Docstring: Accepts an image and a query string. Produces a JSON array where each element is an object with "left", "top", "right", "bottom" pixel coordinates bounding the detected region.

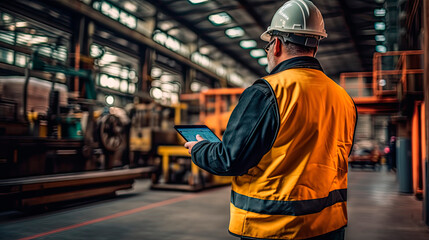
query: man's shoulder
[{"left": 247, "top": 79, "right": 273, "bottom": 97}]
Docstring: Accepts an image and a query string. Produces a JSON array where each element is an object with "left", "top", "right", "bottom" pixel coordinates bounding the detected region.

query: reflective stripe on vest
[{"left": 231, "top": 189, "right": 346, "bottom": 216}]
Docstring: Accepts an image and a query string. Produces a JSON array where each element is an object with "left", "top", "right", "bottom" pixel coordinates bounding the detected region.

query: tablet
[{"left": 174, "top": 125, "right": 221, "bottom": 142}]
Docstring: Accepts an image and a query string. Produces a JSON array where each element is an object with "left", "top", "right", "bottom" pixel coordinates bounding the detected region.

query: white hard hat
[{"left": 260, "top": 0, "right": 327, "bottom": 47}]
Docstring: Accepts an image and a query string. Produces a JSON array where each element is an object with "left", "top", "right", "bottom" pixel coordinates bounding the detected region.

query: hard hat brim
[
  {"left": 260, "top": 27, "right": 328, "bottom": 42},
  {"left": 260, "top": 30, "right": 271, "bottom": 42}
]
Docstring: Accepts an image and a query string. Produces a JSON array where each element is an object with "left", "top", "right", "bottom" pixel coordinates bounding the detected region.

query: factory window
[
  {"left": 191, "top": 71, "right": 217, "bottom": 92},
  {"left": 190, "top": 81, "right": 209, "bottom": 93},
  {"left": 92, "top": 0, "right": 138, "bottom": 30},
  {"left": 150, "top": 66, "right": 182, "bottom": 106},
  {"left": 0, "top": 11, "right": 70, "bottom": 71},
  {"left": 149, "top": 53, "right": 183, "bottom": 106},
  {"left": 91, "top": 42, "right": 139, "bottom": 107}
]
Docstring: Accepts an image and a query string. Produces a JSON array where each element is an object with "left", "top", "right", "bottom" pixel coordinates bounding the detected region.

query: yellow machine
[{"left": 151, "top": 88, "right": 244, "bottom": 191}]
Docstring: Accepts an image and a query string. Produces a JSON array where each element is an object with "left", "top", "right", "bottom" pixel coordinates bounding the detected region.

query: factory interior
[{"left": 0, "top": 0, "right": 429, "bottom": 239}]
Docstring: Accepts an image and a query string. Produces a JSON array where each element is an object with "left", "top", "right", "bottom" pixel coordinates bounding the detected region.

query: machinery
[
  {"left": 150, "top": 88, "right": 244, "bottom": 191},
  {"left": 0, "top": 41, "right": 152, "bottom": 210},
  {"left": 0, "top": 41, "right": 238, "bottom": 206},
  {"left": 0, "top": 41, "right": 132, "bottom": 177},
  {"left": 0, "top": 37, "right": 244, "bottom": 207},
  {"left": 128, "top": 100, "right": 178, "bottom": 168}
]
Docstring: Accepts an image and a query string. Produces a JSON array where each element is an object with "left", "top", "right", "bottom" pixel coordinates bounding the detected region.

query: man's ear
[{"left": 274, "top": 38, "right": 283, "bottom": 57}]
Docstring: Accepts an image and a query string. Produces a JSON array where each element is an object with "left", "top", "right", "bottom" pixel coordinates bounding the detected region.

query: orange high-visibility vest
[{"left": 229, "top": 68, "right": 357, "bottom": 239}]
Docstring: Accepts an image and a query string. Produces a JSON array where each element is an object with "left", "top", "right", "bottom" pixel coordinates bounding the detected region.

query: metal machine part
[
  {"left": 100, "top": 114, "right": 125, "bottom": 152},
  {"left": 0, "top": 76, "right": 68, "bottom": 123}
]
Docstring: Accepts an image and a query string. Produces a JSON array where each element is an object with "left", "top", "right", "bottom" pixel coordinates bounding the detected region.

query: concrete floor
[
  {"left": 1, "top": 167, "right": 429, "bottom": 240},
  {"left": 346, "top": 167, "right": 429, "bottom": 240}
]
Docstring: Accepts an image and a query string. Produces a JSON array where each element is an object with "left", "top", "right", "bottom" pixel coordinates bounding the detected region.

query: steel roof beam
[
  {"left": 169, "top": 5, "right": 240, "bottom": 17},
  {"left": 236, "top": 0, "right": 266, "bottom": 31},
  {"left": 45, "top": 0, "right": 227, "bottom": 82},
  {"left": 248, "top": 0, "right": 279, "bottom": 7},
  {"left": 337, "top": 0, "right": 367, "bottom": 71},
  {"left": 145, "top": 0, "right": 264, "bottom": 76}
]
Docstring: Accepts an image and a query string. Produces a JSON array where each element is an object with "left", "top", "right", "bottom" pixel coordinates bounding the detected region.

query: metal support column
[
  {"left": 423, "top": 0, "right": 429, "bottom": 226},
  {"left": 397, "top": 137, "right": 412, "bottom": 193}
]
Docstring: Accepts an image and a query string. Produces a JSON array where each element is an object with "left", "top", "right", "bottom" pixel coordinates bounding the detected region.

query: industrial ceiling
[{"left": 135, "top": 0, "right": 383, "bottom": 82}]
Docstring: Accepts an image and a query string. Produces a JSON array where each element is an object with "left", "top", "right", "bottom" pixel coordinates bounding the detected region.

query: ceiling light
[
  {"left": 225, "top": 27, "right": 244, "bottom": 38},
  {"left": 159, "top": 21, "right": 175, "bottom": 31},
  {"left": 374, "top": 8, "right": 386, "bottom": 17},
  {"left": 29, "top": 36, "right": 49, "bottom": 45},
  {"left": 100, "top": 52, "right": 118, "bottom": 64},
  {"left": 160, "top": 74, "right": 175, "bottom": 82},
  {"left": 100, "top": 74, "right": 108, "bottom": 87},
  {"left": 208, "top": 12, "right": 232, "bottom": 26},
  {"left": 105, "top": 95, "right": 115, "bottom": 105},
  {"left": 188, "top": 0, "right": 209, "bottom": 4},
  {"left": 250, "top": 49, "right": 265, "bottom": 58},
  {"left": 2, "top": 13, "right": 11, "bottom": 22},
  {"left": 199, "top": 46, "right": 211, "bottom": 55},
  {"left": 15, "top": 22, "right": 28, "bottom": 28},
  {"left": 229, "top": 73, "right": 243, "bottom": 86},
  {"left": 150, "top": 87, "right": 163, "bottom": 99},
  {"left": 128, "top": 83, "right": 136, "bottom": 94},
  {"left": 129, "top": 70, "right": 137, "bottom": 81},
  {"left": 168, "top": 28, "right": 180, "bottom": 36},
  {"left": 161, "top": 83, "right": 175, "bottom": 92},
  {"left": 121, "top": 69, "right": 128, "bottom": 79},
  {"left": 123, "top": 1, "right": 138, "bottom": 12},
  {"left": 240, "top": 40, "right": 257, "bottom": 49},
  {"left": 120, "top": 80, "right": 128, "bottom": 92},
  {"left": 107, "top": 77, "right": 120, "bottom": 90},
  {"left": 374, "top": 22, "right": 386, "bottom": 31},
  {"left": 191, "top": 82, "right": 202, "bottom": 92},
  {"left": 258, "top": 57, "right": 268, "bottom": 66},
  {"left": 101, "top": 2, "right": 119, "bottom": 20},
  {"left": 376, "top": 45, "right": 387, "bottom": 53},
  {"left": 90, "top": 44, "right": 104, "bottom": 58},
  {"left": 375, "top": 35, "right": 385, "bottom": 42},
  {"left": 151, "top": 67, "right": 163, "bottom": 78}
]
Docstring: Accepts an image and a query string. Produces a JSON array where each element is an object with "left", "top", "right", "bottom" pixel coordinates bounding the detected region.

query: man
[{"left": 184, "top": 0, "right": 357, "bottom": 239}]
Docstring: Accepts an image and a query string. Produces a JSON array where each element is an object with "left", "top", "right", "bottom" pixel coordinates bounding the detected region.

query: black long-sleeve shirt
[{"left": 191, "top": 57, "right": 324, "bottom": 176}]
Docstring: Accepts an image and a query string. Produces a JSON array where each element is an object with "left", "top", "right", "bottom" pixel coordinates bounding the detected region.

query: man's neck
[{"left": 275, "top": 53, "right": 313, "bottom": 67}]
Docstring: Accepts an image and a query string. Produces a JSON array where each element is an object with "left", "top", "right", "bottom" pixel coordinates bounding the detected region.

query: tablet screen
[{"left": 175, "top": 125, "right": 221, "bottom": 142}]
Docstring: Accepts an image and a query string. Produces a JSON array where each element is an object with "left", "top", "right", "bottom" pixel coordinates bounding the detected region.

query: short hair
[{"left": 283, "top": 41, "right": 316, "bottom": 56}]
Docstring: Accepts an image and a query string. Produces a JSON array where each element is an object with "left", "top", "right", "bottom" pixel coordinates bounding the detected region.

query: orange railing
[
  {"left": 199, "top": 88, "right": 244, "bottom": 137},
  {"left": 340, "top": 50, "right": 423, "bottom": 99},
  {"left": 339, "top": 72, "right": 374, "bottom": 98},
  {"left": 373, "top": 50, "right": 423, "bottom": 97},
  {"left": 179, "top": 88, "right": 244, "bottom": 137}
]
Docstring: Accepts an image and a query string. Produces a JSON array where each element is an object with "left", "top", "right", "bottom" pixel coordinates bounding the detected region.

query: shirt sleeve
[{"left": 191, "top": 80, "right": 279, "bottom": 176}]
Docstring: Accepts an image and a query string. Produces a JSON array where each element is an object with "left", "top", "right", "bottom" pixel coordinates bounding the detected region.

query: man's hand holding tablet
[
  {"left": 183, "top": 134, "right": 205, "bottom": 154},
  {"left": 175, "top": 125, "right": 221, "bottom": 154}
]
